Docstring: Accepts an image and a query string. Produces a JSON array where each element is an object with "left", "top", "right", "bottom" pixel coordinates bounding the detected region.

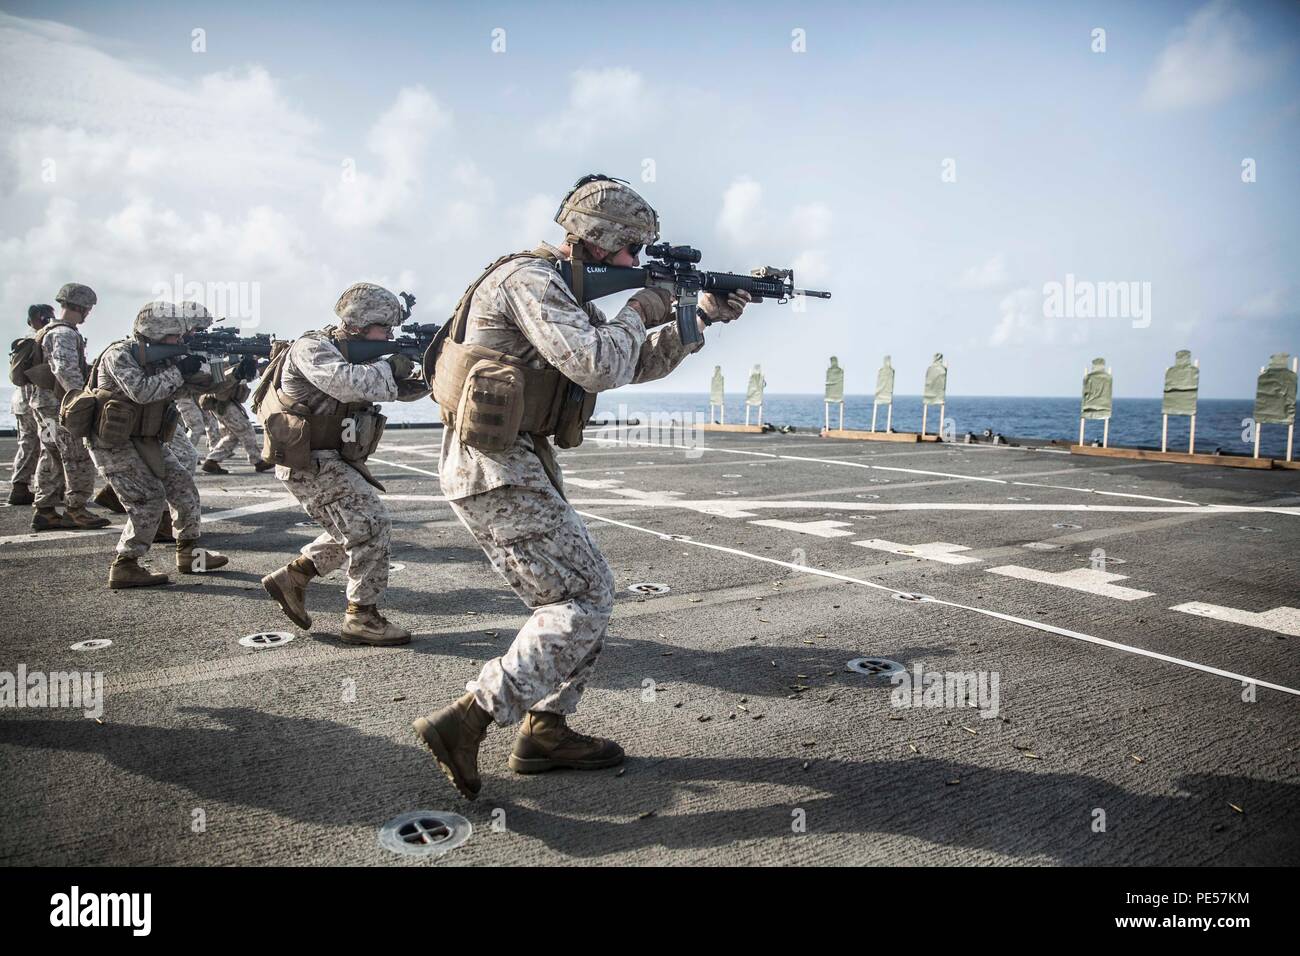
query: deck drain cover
[
  {"left": 722, "top": 473, "right": 742, "bottom": 478},
  {"left": 869, "top": 478, "right": 891, "bottom": 483},
  {"left": 855, "top": 493, "right": 880, "bottom": 499},
  {"left": 628, "top": 582, "right": 671, "bottom": 596},
  {"left": 847, "top": 658, "right": 905, "bottom": 678},
  {"left": 891, "top": 592, "right": 930, "bottom": 603},
  {"left": 378, "top": 811, "right": 471, "bottom": 858},
  {"left": 389, "top": 563, "right": 406, "bottom": 573},
  {"left": 1239, "top": 526, "right": 1272, "bottom": 533},
  {"left": 71, "top": 639, "right": 112, "bottom": 651},
  {"left": 239, "top": 631, "right": 295, "bottom": 649},
  {"left": 1023, "top": 542, "right": 1061, "bottom": 551},
  {"left": 1052, "top": 522, "right": 1082, "bottom": 530}
]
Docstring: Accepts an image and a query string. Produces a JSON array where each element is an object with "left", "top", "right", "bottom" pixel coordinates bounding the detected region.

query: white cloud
[
  {"left": 508, "top": 193, "right": 563, "bottom": 249},
  {"left": 789, "top": 202, "right": 833, "bottom": 245},
  {"left": 717, "top": 177, "right": 764, "bottom": 244},
  {"left": 322, "top": 86, "right": 452, "bottom": 230},
  {"left": 990, "top": 285, "right": 1094, "bottom": 347},
  {"left": 960, "top": 254, "right": 1009, "bottom": 290},
  {"left": 1142, "top": 1, "right": 1281, "bottom": 110},
  {"left": 537, "top": 69, "right": 650, "bottom": 149},
  {"left": 1233, "top": 288, "right": 1293, "bottom": 320}
]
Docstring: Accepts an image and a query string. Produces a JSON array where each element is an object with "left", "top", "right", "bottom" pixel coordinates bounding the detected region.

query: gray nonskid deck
[{"left": 1, "top": 431, "right": 1297, "bottom": 866}]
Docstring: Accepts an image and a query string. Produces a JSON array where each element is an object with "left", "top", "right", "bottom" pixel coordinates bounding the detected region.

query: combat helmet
[
  {"left": 55, "top": 282, "right": 97, "bottom": 311},
  {"left": 180, "top": 301, "right": 214, "bottom": 332},
  {"left": 554, "top": 174, "right": 660, "bottom": 255},
  {"left": 134, "top": 301, "right": 186, "bottom": 341},
  {"left": 334, "top": 282, "right": 402, "bottom": 331}
]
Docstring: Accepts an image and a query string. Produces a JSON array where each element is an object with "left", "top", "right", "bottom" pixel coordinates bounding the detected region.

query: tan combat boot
[
  {"left": 412, "top": 693, "right": 494, "bottom": 800},
  {"left": 7, "top": 481, "right": 33, "bottom": 506},
  {"left": 109, "top": 555, "right": 170, "bottom": 589},
  {"left": 154, "top": 509, "right": 175, "bottom": 543},
  {"left": 261, "top": 557, "right": 316, "bottom": 629},
  {"left": 64, "top": 505, "right": 111, "bottom": 529},
  {"left": 340, "top": 603, "right": 412, "bottom": 646},
  {"left": 30, "top": 507, "right": 74, "bottom": 532},
  {"left": 93, "top": 485, "right": 126, "bottom": 513},
  {"left": 176, "top": 539, "right": 229, "bottom": 574},
  {"left": 508, "top": 711, "right": 625, "bottom": 774}
]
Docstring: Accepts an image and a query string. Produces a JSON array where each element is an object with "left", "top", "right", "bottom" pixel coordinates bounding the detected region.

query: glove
[
  {"left": 628, "top": 287, "right": 674, "bottom": 327},
  {"left": 699, "top": 289, "right": 751, "bottom": 325},
  {"left": 236, "top": 355, "right": 259, "bottom": 380},
  {"left": 386, "top": 353, "right": 415, "bottom": 381},
  {"left": 176, "top": 354, "right": 204, "bottom": 377}
]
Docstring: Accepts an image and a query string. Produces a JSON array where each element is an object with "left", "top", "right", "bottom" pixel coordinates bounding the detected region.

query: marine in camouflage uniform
[
  {"left": 413, "top": 174, "right": 749, "bottom": 800},
  {"left": 258, "top": 282, "right": 429, "bottom": 646},
  {"left": 7, "top": 305, "right": 53, "bottom": 506},
  {"left": 174, "top": 301, "right": 221, "bottom": 454},
  {"left": 88, "top": 301, "right": 229, "bottom": 589},
  {"left": 199, "top": 350, "right": 271, "bottom": 473},
  {"left": 29, "top": 283, "right": 110, "bottom": 531}
]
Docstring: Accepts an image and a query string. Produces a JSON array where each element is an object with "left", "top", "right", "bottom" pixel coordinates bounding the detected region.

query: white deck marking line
[
  {"left": 750, "top": 519, "right": 857, "bottom": 538},
  {"left": 1170, "top": 602, "right": 1300, "bottom": 637},
  {"left": 576, "top": 508, "right": 1300, "bottom": 698},
  {"left": 369, "top": 457, "right": 443, "bottom": 479},
  {"left": 987, "top": 565, "right": 1155, "bottom": 601},
  {"left": 584, "top": 438, "right": 1298, "bottom": 514},
  {"left": 853, "top": 540, "right": 981, "bottom": 565},
  {"left": 0, "top": 527, "right": 120, "bottom": 546},
  {"left": 201, "top": 499, "right": 300, "bottom": 522}
]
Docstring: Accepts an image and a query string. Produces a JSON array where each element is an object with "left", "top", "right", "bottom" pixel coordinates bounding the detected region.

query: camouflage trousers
[
  {"left": 30, "top": 404, "right": 96, "bottom": 510},
  {"left": 205, "top": 402, "right": 262, "bottom": 463},
  {"left": 282, "top": 455, "right": 391, "bottom": 605},
  {"left": 91, "top": 441, "right": 202, "bottom": 558},
  {"left": 11, "top": 406, "right": 39, "bottom": 485},
  {"left": 451, "top": 483, "right": 616, "bottom": 725},
  {"left": 176, "top": 396, "right": 218, "bottom": 449},
  {"left": 169, "top": 429, "right": 200, "bottom": 474}
]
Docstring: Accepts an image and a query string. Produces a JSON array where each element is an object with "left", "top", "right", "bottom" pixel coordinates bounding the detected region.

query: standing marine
[
  {"left": 81, "top": 301, "right": 230, "bottom": 588},
  {"left": 22, "top": 283, "right": 110, "bottom": 531},
  {"left": 256, "top": 282, "right": 428, "bottom": 646},
  {"left": 7, "top": 304, "right": 53, "bottom": 506},
  {"left": 412, "top": 174, "right": 749, "bottom": 799}
]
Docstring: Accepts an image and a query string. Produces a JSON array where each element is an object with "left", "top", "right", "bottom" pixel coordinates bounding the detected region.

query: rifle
[
  {"left": 139, "top": 327, "right": 276, "bottom": 365},
  {"left": 559, "top": 242, "right": 831, "bottom": 346},
  {"left": 335, "top": 293, "right": 442, "bottom": 364}
]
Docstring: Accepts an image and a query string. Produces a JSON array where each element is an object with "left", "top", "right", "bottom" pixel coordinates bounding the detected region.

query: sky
[{"left": 1, "top": 0, "right": 1297, "bottom": 399}]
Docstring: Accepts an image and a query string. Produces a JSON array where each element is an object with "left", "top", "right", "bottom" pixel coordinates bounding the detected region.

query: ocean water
[
  {"left": 3, "top": 387, "right": 1293, "bottom": 460},
  {"left": 588, "top": 393, "right": 1294, "bottom": 460}
]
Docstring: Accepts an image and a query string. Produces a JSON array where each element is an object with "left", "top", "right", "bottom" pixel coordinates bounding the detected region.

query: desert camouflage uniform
[
  {"left": 168, "top": 426, "right": 200, "bottom": 474},
  {"left": 88, "top": 342, "right": 201, "bottom": 558},
  {"left": 275, "top": 333, "right": 399, "bottom": 605},
  {"left": 10, "top": 381, "right": 40, "bottom": 486},
  {"left": 442, "top": 242, "right": 701, "bottom": 724},
  {"left": 205, "top": 399, "right": 262, "bottom": 463},
  {"left": 30, "top": 320, "right": 96, "bottom": 510},
  {"left": 176, "top": 393, "right": 218, "bottom": 449}
]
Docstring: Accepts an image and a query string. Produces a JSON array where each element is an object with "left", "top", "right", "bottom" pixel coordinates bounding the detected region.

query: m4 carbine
[
  {"left": 336, "top": 292, "right": 441, "bottom": 364},
  {"left": 139, "top": 326, "right": 276, "bottom": 366},
  {"left": 559, "top": 242, "right": 831, "bottom": 346}
]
